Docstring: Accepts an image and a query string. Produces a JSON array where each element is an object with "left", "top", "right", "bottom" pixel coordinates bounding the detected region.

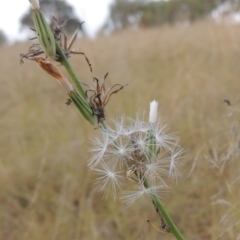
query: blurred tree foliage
[
  {"left": 20, "top": 0, "right": 83, "bottom": 35},
  {"left": 0, "top": 30, "right": 7, "bottom": 46},
  {"left": 102, "top": 0, "right": 240, "bottom": 31}
]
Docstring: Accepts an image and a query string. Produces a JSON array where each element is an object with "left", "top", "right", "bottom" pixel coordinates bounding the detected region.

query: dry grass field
[{"left": 1, "top": 20, "right": 240, "bottom": 239}]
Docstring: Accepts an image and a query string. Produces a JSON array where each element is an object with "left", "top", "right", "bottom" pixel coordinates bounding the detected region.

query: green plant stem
[
  {"left": 55, "top": 41, "right": 86, "bottom": 98},
  {"left": 54, "top": 41, "right": 98, "bottom": 125},
  {"left": 144, "top": 179, "right": 185, "bottom": 240},
  {"left": 68, "top": 91, "right": 97, "bottom": 125}
]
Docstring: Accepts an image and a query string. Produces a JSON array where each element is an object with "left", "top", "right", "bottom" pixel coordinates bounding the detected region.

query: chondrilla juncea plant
[{"left": 21, "top": 1, "right": 185, "bottom": 239}]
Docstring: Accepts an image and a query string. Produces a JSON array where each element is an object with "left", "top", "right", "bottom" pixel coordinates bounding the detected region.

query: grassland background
[{"left": 1, "top": 20, "right": 240, "bottom": 239}]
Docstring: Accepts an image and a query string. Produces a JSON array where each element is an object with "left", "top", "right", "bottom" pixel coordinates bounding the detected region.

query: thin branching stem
[{"left": 144, "top": 179, "right": 185, "bottom": 240}]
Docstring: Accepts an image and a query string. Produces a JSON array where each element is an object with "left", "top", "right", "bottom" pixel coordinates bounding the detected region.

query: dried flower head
[
  {"left": 52, "top": 17, "right": 92, "bottom": 70},
  {"left": 20, "top": 44, "right": 44, "bottom": 64},
  {"left": 20, "top": 15, "right": 91, "bottom": 69},
  {"left": 84, "top": 73, "right": 127, "bottom": 123}
]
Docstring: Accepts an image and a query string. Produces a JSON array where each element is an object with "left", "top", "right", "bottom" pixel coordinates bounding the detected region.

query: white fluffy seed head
[
  {"left": 121, "top": 185, "right": 166, "bottom": 206},
  {"left": 149, "top": 100, "right": 158, "bottom": 123},
  {"left": 94, "top": 162, "right": 125, "bottom": 200},
  {"left": 89, "top": 112, "right": 183, "bottom": 201}
]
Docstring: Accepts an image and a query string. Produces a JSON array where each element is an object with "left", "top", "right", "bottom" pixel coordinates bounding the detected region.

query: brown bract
[
  {"left": 34, "top": 57, "right": 63, "bottom": 80},
  {"left": 34, "top": 56, "right": 73, "bottom": 93}
]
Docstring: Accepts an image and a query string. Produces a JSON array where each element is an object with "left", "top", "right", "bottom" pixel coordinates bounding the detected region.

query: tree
[
  {"left": 20, "top": 0, "right": 84, "bottom": 35},
  {"left": 101, "top": 0, "right": 240, "bottom": 33},
  {"left": 108, "top": 0, "right": 143, "bottom": 30},
  {"left": 0, "top": 30, "right": 7, "bottom": 46}
]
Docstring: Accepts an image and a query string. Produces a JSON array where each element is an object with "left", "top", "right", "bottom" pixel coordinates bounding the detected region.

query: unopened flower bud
[
  {"left": 30, "top": 0, "right": 56, "bottom": 60},
  {"left": 149, "top": 100, "right": 158, "bottom": 123},
  {"left": 29, "top": 0, "right": 40, "bottom": 10}
]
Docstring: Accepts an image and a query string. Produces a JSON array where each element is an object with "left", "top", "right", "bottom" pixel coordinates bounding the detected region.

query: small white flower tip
[
  {"left": 149, "top": 100, "right": 158, "bottom": 123},
  {"left": 29, "top": 0, "right": 40, "bottom": 9}
]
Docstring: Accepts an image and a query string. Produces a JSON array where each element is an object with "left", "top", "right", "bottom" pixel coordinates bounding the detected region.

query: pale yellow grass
[{"left": 0, "top": 20, "right": 240, "bottom": 239}]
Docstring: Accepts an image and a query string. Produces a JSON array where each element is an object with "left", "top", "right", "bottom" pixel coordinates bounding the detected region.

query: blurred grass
[{"left": 1, "top": 20, "right": 240, "bottom": 239}]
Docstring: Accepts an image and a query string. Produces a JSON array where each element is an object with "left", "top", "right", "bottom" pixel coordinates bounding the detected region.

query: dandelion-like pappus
[{"left": 89, "top": 101, "right": 183, "bottom": 205}]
